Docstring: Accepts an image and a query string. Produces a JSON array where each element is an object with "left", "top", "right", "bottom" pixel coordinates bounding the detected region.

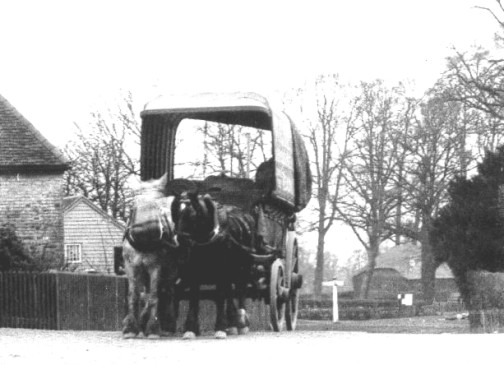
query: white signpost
[
  {"left": 322, "top": 279, "right": 344, "bottom": 322},
  {"left": 398, "top": 293, "right": 413, "bottom": 306}
]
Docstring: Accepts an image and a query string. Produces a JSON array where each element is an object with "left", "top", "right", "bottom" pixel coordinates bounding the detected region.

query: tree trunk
[
  {"left": 313, "top": 232, "right": 325, "bottom": 299},
  {"left": 420, "top": 214, "right": 436, "bottom": 303},
  {"left": 360, "top": 247, "right": 378, "bottom": 299}
]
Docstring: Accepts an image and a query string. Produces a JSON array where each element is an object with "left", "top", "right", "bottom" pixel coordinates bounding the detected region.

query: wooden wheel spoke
[{"left": 269, "top": 259, "right": 286, "bottom": 332}]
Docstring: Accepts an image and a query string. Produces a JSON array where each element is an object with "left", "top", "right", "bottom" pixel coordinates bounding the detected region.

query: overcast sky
[
  {"left": 0, "top": 0, "right": 498, "bottom": 148},
  {"left": 0, "top": 0, "right": 500, "bottom": 260}
]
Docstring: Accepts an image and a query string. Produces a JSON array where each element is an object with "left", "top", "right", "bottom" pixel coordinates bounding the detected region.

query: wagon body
[{"left": 139, "top": 92, "right": 311, "bottom": 331}]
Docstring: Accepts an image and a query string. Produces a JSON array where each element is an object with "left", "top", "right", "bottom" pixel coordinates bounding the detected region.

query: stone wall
[{"left": 0, "top": 172, "right": 65, "bottom": 268}]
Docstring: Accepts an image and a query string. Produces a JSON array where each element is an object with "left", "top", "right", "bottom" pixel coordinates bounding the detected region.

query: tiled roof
[{"left": 0, "top": 94, "right": 68, "bottom": 172}]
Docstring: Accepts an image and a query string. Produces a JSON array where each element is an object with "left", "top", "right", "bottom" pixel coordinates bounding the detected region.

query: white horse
[{"left": 122, "top": 174, "right": 179, "bottom": 339}]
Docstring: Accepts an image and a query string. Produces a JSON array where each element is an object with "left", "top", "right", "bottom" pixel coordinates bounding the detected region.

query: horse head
[
  {"left": 172, "top": 192, "right": 220, "bottom": 246},
  {"left": 126, "top": 173, "right": 177, "bottom": 251}
]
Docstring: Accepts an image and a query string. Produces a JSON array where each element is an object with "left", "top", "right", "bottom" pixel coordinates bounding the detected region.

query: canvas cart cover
[
  {"left": 140, "top": 92, "right": 311, "bottom": 212},
  {"left": 270, "top": 112, "right": 311, "bottom": 212}
]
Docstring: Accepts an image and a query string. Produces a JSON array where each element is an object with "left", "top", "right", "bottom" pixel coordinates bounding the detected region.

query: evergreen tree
[{"left": 431, "top": 146, "right": 504, "bottom": 301}]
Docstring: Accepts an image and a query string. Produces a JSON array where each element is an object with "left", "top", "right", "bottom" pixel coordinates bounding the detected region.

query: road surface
[{"left": 0, "top": 324, "right": 501, "bottom": 365}]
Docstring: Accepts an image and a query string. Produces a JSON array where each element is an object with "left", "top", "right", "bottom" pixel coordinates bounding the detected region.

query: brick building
[{"left": 0, "top": 94, "right": 69, "bottom": 268}]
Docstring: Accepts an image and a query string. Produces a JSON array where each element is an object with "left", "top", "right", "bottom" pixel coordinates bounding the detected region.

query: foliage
[
  {"left": 431, "top": 146, "right": 504, "bottom": 300},
  {"left": 0, "top": 223, "right": 33, "bottom": 271}
]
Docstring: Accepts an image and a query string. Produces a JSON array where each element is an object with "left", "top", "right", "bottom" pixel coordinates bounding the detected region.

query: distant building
[
  {"left": 62, "top": 196, "right": 125, "bottom": 273},
  {"left": 352, "top": 243, "right": 458, "bottom": 301},
  {"left": 0, "top": 94, "right": 69, "bottom": 268}
]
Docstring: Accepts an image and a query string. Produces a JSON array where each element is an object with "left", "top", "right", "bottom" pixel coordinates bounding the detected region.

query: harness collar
[
  {"left": 125, "top": 204, "right": 178, "bottom": 251},
  {"left": 174, "top": 223, "right": 221, "bottom": 247}
]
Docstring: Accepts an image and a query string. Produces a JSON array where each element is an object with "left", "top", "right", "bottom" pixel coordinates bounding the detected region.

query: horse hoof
[
  {"left": 226, "top": 327, "right": 238, "bottom": 336},
  {"left": 214, "top": 331, "right": 227, "bottom": 339},
  {"left": 183, "top": 331, "right": 197, "bottom": 340},
  {"left": 122, "top": 332, "right": 138, "bottom": 339},
  {"left": 238, "top": 326, "right": 249, "bottom": 335},
  {"left": 147, "top": 333, "right": 161, "bottom": 340}
]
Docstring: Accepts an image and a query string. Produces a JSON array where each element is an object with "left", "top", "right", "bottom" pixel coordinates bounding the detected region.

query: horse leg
[
  {"left": 123, "top": 264, "right": 142, "bottom": 338},
  {"left": 236, "top": 275, "right": 250, "bottom": 335},
  {"left": 214, "top": 280, "right": 229, "bottom": 339},
  {"left": 226, "top": 284, "right": 238, "bottom": 335},
  {"left": 138, "top": 272, "right": 150, "bottom": 334},
  {"left": 159, "top": 260, "right": 178, "bottom": 336},
  {"left": 143, "top": 265, "right": 162, "bottom": 339},
  {"left": 183, "top": 280, "right": 200, "bottom": 339}
]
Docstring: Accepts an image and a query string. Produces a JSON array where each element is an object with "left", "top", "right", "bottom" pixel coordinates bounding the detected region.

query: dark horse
[
  {"left": 122, "top": 174, "right": 179, "bottom": 339},
  {"left": 172, "top": 191, "right": 256, "bottom": 339}
]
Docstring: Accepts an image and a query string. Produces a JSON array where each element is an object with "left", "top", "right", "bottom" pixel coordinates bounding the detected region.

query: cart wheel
[
  {"left": 286, "top": 239, "right": 301, "bottom": 331},
  {"left": 269, "top": 258, "right": 287, "bottom": 331}
]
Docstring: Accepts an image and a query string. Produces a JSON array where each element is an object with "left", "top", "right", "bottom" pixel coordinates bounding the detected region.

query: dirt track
[{"left": 0, "top": 318, "right": 501, "bottom": 365}]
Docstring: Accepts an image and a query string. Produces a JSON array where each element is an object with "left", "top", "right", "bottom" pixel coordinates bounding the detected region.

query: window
[
  {"left": 174, "top": 119, "right": 272, "bottom": 180},
  {"left": 64, "top": 243, "right": 82, "bottom": 263}
]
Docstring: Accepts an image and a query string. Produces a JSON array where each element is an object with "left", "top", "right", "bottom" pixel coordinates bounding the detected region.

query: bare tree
[
  {"left": 442, "top": 1, "right": 504, "bottom": 123},
  {"left": 64, "top": 91, "right": 140, "bottom": 222},
  {"left": 336, "top": 80, "right": 407, "bottom": 298},
  {"left": 199, "top": 123, "right": 270, "bottom": 178},
  {"left": 443, "top": 49, "right": 504, "bottom": 122},
  {"left": 392, "top": 93, "right": 471, "bottom": 302},
  {"left": 440, "top": 3, "right": 504, "bottom": 158},
  {"left": 286, "top": 74, "right": 356, "bottom": 298},
  {"left": 174, "top": 120, "right": 271, "bottom": 180}
]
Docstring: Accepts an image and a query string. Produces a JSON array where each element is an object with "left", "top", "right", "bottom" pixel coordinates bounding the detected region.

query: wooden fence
[
  {"left": 0, "top": 271, "right": 271, "bottom": 332},
  {"left": 0, "top": 271, "right": 127, "bottom": 331}
]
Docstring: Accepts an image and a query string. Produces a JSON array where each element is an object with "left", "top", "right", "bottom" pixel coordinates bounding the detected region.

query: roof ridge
[
  {"left": 0, "top": 93, "right": 69, "bottom": 167},
  {"left": 63, "top": 195, "right": 126, "bottom": 230}
]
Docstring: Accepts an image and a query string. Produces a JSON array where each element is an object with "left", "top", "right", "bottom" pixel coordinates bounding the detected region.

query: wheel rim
[
  {"left": 286, "top": 241, "right": 300, "bottom": 330},
  {"left": 269, "top": 259, "right": 286, "bottom": 331},
  {"left": 286, "top": 279, "right": 300, "bottom": 330}
]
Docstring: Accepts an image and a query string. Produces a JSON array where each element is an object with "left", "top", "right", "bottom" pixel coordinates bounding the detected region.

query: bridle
[
  {"left": 125, "top": 198, "right": 179, "bottom": 251},
  {"left": 173, "top": 194, "right": 221, "bottom": 247}
]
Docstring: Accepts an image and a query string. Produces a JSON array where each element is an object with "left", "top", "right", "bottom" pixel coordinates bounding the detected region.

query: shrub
[{"left": 0, "top": 223, "right": 33, "bottom": 271}]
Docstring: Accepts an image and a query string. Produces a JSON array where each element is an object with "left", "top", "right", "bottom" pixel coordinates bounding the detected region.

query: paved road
[{"left": 0, "top": 326, "right": 502, "bottom": 365}]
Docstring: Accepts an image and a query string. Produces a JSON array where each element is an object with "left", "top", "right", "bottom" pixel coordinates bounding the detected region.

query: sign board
[
  {"left": 398, "top": 293, "right": 413, "bottom": 306},
  {"left": 271, "top": 113, "right": 295, "bottom": 206}
]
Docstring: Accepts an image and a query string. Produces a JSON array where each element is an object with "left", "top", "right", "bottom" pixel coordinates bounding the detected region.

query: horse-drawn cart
[{"left": 139, "top": 92, "right": 311, "bottom": 332}]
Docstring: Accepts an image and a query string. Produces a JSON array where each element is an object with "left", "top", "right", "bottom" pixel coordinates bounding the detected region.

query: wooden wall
[{"left": 64, "top": 202, "right": 124, "bottom": 274}]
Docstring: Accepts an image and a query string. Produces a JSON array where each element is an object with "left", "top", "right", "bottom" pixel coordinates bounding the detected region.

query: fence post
[
  {"left": 87, "top": 275, "right": 91, "bottom": 331},
  {"left": 55, "top": 272, "right": 61, "bottom": 330}
]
